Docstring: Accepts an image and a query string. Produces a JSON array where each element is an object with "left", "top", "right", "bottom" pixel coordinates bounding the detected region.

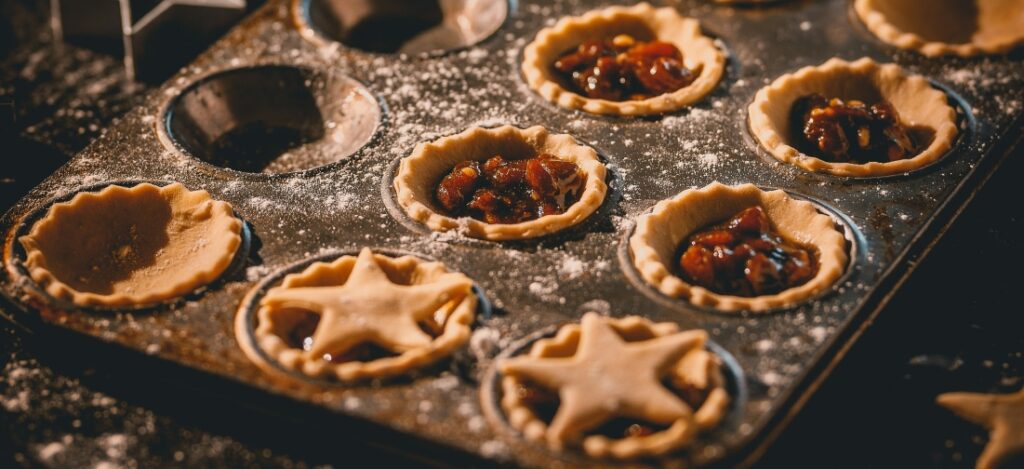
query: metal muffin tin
[{"left": 2, "top": 0, "right": 1022, "bottom": 467}]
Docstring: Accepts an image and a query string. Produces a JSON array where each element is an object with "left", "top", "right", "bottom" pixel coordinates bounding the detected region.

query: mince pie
[
  {"left": 522, "top": 3, "right": 724, "bottom": 116},
  {"left": 243, "top": 248, "right": 475, "bottom": 381},
  {"left": 497, "top": 313, "right": 731, "bottom": 459},
  {"left": 394, "top": 125, "right": 607, "bottom": 241},
  {"left": 630, "top": 182, "right": 847, "bottom": 312},
  {"left": 749, "top": 57, "right": 958, "bottom": 177}
]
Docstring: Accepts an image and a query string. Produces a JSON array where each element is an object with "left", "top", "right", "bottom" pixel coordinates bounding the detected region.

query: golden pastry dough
[
  {"left": 855, "top": 0, "right": 1024, "bottom": 57},
  {"left": 629, "top": 182, "right": 848, "bottom": 312},
  {"left": 18, "top": 182, "right": 242, "bottom": 308},
  {"left": 748, "top": 57, "right": 958, "bottom": 177},
  {"left": 246, "top": 248, "right": 475, "bottom": 381},
  {"left": 521, "top": 3, "right": 725, "bottom": 116},
  {"left": 937, "top": 389, "right": 1024, "bottom": 469},
  {"left": 393, "top": 125, "right": 607, "bottom": 241},
  {"left": 498, "top": 313, "right": 730, "bottom": 459}
]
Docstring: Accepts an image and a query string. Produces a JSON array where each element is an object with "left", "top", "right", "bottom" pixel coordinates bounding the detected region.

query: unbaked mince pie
[
  {"left": 522, "top": 3, "right": 725, "bottom": 116},
  {"left": 394, "top": 125, "right": 607, "bottom": 241},
  {"left": 630, "top": 182, "right": 848, "bottom": 312},
  {"left": 497, "top": 313, "right": 731, "bottom": 459},
  {"left": 242, "top": 248, "right": 475, "bottom": 381},
  {"left": 748, "top": 57, "right": 958, "bottom": 177}
]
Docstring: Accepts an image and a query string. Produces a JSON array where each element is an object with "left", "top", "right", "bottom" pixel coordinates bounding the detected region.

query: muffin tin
[{"left": 1, "top": 0, "right": 1022, "bottom": 467}]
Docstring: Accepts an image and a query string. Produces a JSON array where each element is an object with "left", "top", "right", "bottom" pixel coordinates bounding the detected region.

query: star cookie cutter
[{"left": 51, "top": 0, "right": 247, "bottom": 82}]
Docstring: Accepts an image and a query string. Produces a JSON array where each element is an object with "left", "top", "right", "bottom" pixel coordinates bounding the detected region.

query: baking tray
[{"left": 2, "top": 0, "right": 1022, "bottom": 467}]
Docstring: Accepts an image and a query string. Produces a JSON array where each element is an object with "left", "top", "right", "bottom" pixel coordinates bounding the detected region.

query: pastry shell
[
  {"left": 499, "top": 314, "right": 731, "bottom": 459},
  {"left": 17, "top": 182, "right": 242, "bottom": 308},
  {"left": 748, "top": 57, "right": 958, "bottom": 177},
  {"left": 521, "top": 3, "right": 725, "bottom": 116},
  {"left": 393, "top": 125, "right": 607, "bottom": 241},
  {"left": 629, "top": 182, "right": 848, "bottom": 312},
  {"left": 855, "top": 0, "right": 1024, "bottom": 57},
  {"left": 249, "top": 251, "right": 476, "bottom": 381}
]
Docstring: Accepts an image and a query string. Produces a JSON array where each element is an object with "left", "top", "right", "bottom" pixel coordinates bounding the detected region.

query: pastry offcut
[
  {"left": 937, "top": 389, "right": 1024, "bottom": 469},
  {"left": 17, "top": 182, "right": 242, "bottom": 308},
  {"left": 748, "top": 57, "right": 958, "bottom": 177},
  {"left": 629, "top": 182, "right": 848, "bottom": 312},
  {"left": 394, "top": 125, "right": 607, "bottom": 241},
  {"left": 855, "top": 0, "right": 1024, "bottom": 57},
  {"left": 497, "top": 312, "right": 731, "bottom": 459},
  {"left": 522, "top": 3, "right": 725, "bottom": 116},
  {"left": 246, "top": 248, "right": 476, "bottom": 381}
]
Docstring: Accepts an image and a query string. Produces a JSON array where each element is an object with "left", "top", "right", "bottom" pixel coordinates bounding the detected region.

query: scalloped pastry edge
[{"left": 855, "top": 0, "right": 1024, "bottom": 57}]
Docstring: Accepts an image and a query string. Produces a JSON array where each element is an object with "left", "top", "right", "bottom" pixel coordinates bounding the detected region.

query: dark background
[{"left": 1, "top": 0, "right": 1021, "bottom": 467}]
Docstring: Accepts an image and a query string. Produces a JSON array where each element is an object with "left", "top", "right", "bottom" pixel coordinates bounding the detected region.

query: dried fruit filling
[
  {"left": 434, "top": 154, "right": 584, "bottom": 224},
  {"left": 678, "top": 207, "right": 819, "bottom": 297},
  {"left": 552, "top": 34, "right": 700, "bottom": 101},
  {"left": 791, "top": 94, "right": 919, "bottom": 164}
]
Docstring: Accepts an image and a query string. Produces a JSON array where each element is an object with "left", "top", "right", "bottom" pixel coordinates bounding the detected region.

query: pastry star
[
  {"left": 937, "top": 389, "right": 1024, "bottom": 469},
  {"left": 261, "top": 248, "right": 472, "bottom": 360},
  {"left": 500, "top": 312, "right": 706, "bottom": 447}
]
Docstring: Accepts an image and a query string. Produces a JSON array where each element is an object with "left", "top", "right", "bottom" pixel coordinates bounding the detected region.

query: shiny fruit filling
[
  {"left": 791, "top": 94, "right": 919, "bottom": 163},
  {"left": 677, "top": 206, "right": 819, "bottom": 297},
  {"left": 435, "top": 154, "right": 584, "bottom": 224},
  {"left": 552, "top": 34, "right": 700, "bottom": 101}
]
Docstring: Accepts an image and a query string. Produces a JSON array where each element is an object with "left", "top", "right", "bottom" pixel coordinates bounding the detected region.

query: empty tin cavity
[
  {"left": 299, "top": 0, "right": 508, "bottom": 54},
  {"left": 163, "top": 65, "right": 381, "bottom": 174}
]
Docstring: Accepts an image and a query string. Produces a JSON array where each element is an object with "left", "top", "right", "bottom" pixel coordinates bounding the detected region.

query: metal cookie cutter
[{"left": 51, "top": 0, "right": 248, "bottom": 82}]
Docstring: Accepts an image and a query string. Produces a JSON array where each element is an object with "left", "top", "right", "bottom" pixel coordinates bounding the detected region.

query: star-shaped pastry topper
[
  {"left": 261, "top": 248, "right": 473, "bottom": 361},
  {"left": 499, "top": 312, "right": 707, "bottom": 447},
  {"left": 937, "top": 389, "right": 1024, "bottom": 469}
]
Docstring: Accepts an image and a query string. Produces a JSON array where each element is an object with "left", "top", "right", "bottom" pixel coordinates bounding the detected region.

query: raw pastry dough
[
  {"left": 937, "top": 389, "right": 1024, "bottom": 469},
  {"left": 748, "top": 57, "right": 958, "bottom": 177},
  {"left": 18, "top": 182, "right": 242, "bottom": 308},
  {"left": 629, "top": 182, "right": 848, "bottom": 312},
  {"left": 522, "top": 3, "right": 725, "bottom": 116},
  {"left": 247, "top": 248, "right": 475, "bottom": 381},
  {"left": 498, "top": 313, "right": 730, "bottom": 459},
  {"left": 855, "top": 0, "right": 1024, "bottom": 57},
  {"left": 394, "top": 125, "right": 607, "bottom": 241}
]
